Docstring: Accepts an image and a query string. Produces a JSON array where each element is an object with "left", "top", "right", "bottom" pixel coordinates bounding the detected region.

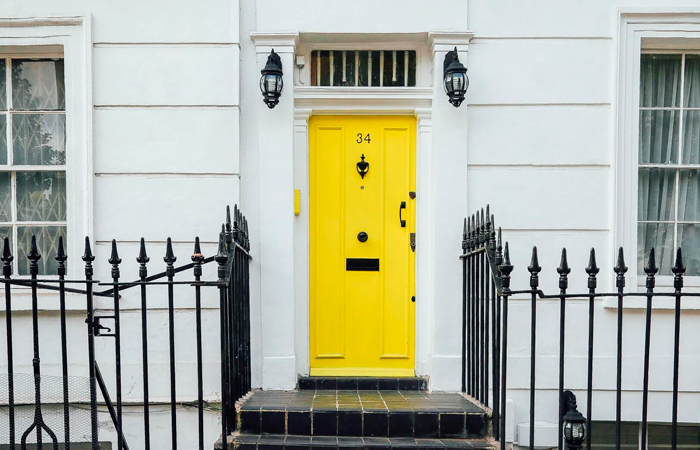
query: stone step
[
  {"left": 237, "top": 390, "right": 487, "bottom": 439},
  {"left": 298, "top": 377, "right": 428, "bottom": 391},
  {"left": 228, "top": 433, "right": 494, "bottom": 450}
]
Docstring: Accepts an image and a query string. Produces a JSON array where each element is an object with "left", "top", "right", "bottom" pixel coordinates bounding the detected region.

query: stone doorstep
[{"left": 222, "top": 433, "right": 495, "bottom": 450}]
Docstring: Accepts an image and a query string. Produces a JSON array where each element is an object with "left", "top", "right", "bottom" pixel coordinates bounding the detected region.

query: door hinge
[{"left": 410, "top": 233, "right": 416, "bottom": 252}]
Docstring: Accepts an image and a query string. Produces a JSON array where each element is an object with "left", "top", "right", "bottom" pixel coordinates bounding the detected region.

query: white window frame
[
  {"left": 0, "top": 17, "right": 93, "bottom": 286},
  {"left": 616, "top": 10, "right": 700, "bottom": 303}
]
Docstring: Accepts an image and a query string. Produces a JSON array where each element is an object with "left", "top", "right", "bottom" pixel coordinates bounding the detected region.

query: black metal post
[
  {"left": 2, "top": 238, "right": 15, "bottom": 450},
  {"left": 528, "top": 247, "right": 541, "bottom": 450},
  {"left": 471, "top": 215, "right": 477, "bottom": 396},
  {"left": 56, "top": 238, "right": 70, "bottom": 450},
  {"left": 164, "top": 238, "right": 178, "bottom": 450},
  {"left": 641, "top": 248, "right": 657, "bottom": 450},
  {"left": 193, "top": 237, "right": 205, "bottom": 450},
  {"left": 671, "top": 249, "right": 685, "bottom": 450},
  {"left": 557, "top": 248, "right": 570, "bottom": 450},
  {"left": 585, "top": 249, "right": 599, "bottom": 450},
  {"left": 137, "top": 238, "right": 151, "bottom": 450},
  {"left": 483, "top": 208, "right": 490, "bottom": 407},
  {"left": 462, "top": 219, "right": 468, "bottom": 393},
  {"left": 216, "top": 230, "right": 230, "bottom": 447},
  {"left": 492, "top": 225, "right": 502, "bottom": 441},
  {"left": 83, "top": 237, "right": 99, "bottom": 450},
  {"left": 109, "top": 240, "right": 124, "bottom": 450},
  {"left": 614, "top": 248, "right": 627, "bottom": 450},
  {"left": 498, "top": 243, "right": 513, "bottom": 446}
]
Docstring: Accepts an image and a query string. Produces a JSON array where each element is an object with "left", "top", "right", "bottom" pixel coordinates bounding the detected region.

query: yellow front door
[{"left": 309, "top": 115, "right": 416, "bottom": 377}]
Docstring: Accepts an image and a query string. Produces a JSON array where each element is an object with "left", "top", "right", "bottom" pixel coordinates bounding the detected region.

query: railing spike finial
[
  {"left": 2, "top": 236, "right": 13, "bottom": 264},
  {"left": 557, "top": 248, "right": 571, "bottom": 275},
  {"left": 497, "top": 227, "right": 502, "bottom": 251},
  {"left": 557, "top": 248, "right": 570, "bottom": 290},
  {"left": 109, "top": 239, "right": 122, "bottom": 265},
  {"left": 226, "top": 205, "right": 232, "bottom": 233},
  {"left": 614, "top": 247, "right": 628, "bottom": 275},
  {"left": 672, "top": 248, "right": 685, "bottom": 275},
  {"left": 644, "top": 247, "right": 658, "bottom": 275},
  {"left": 28, "top": 235, "right": 41, "bottom": 262},
  {"left": 489, "top": 214, "right": 496, "bottom": 248},
  {"left": 499, "top": 241, "right": 514, "bottom": 293},
  {"left": 528, "top": 246, "right": 541, "bottom": 273},
  {"left": 244, "top": 217, "right": 250, "bottom": 250},
  {"left": 137, "top": 237, "right": 150, "bottom": 264},
  {"left": 82, "top": 236, "right": 94, "bottom": 262},
  {"left": 215, "top": 228, "right": 229, "bottom": 264},
  {"left": 56, "top": 236, "right": 66, "bottom": 262},
  {"left": 586, "top": 248, "right": 600, "bottom": 276},
  {"left": 462, "top": 218, "right": 468, "bottom": 253},
  {"left": 528, "top": 246, "right": 541, "bottom": 288},
  {"left": 486, "top": 204, "right": 490, "bottom": 225},
  {"left": 193, "top": 236, "right": 203, "bottom": 259},
  {"left": 163, "top": 237, "right": 177, "bottom": 264}
]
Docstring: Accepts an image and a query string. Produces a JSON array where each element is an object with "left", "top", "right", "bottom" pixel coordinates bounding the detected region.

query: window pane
[
  {"left": 640, "top": 54, "right": 682, "bottom": 108},
  {"left": 678, "top": 169, "right": 700, "bottom": 221},
  {"left": 331, "top": 50, "right": 343, "bottom": 86},
  {"left": 638, "top": 168, "right": 676, "bottom": 221},
  {"left": 319, "top": 51, "right": 330, "bottom": 86},
  {"left": 684, "top": 55, "right": 700, "bottom": 108},
  {"left": 17, "top": 225, "right": 66, "bottom": 276},
  {"left": 358, "top": 51, "right": 369, "bottom": 87},
  {"left": 639, "top": 110, "right": 680, "bottom": 164},
  {"left": 679, "top": 224, "right": 700, "bottom": 276},
  {"left": 591, "top": 422, "right": 639, "bottom": 450},
  {"left": 12, "top": 114, "right": 66, "bottom": 165},
  {"left": 0, "top": 62, "right": 6, "bottom": 111},
  {"left": 684, "top": 110, "right": 700, "bottom": 164},
  {"left": 0, "top": 115, "right": 6, "bottom": 165},
  {"left": 0, "top": 172, "right": 10, "bottom": 222},
  {"left": 11, "top": 59, "right": 65, "bottom": 111},
  {"left": 638, "top": 222, "right": 674, "bottom": 275},
  {"left": 16, "top": 171, "right": 66, "bottom": 222}
]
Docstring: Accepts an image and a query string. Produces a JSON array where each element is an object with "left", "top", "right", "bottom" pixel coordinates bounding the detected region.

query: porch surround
[{"left": 251, "top": 31, "right": 473, "bottom": 390}]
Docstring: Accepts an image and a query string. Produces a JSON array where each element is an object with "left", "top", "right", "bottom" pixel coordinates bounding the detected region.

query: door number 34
[{"left": 356, "top": 133, "right": 371, "bottom": 144}]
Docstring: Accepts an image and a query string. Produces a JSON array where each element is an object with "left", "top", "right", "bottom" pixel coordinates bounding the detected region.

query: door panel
[{"left": 309, "top": 116, "right": 416, "bottom": 376}]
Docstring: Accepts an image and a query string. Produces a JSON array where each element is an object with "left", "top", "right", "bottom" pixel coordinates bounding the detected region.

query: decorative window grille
[
  {"left": 0, "top": 58, "right": 67, "bottom": 275},
  {"left": 310, "top": 50, "right": 417, "bottom": 87}
]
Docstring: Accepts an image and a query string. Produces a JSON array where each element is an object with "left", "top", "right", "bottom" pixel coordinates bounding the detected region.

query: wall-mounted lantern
[
  {"left": 443, "top": 47, "right": 469, "bottom": 107},
  {"left": 260, "top": 49, "right": 284, "bottom": 109},
  {"left": 562, "top": 391, "right": 587, "bottom": 450}
]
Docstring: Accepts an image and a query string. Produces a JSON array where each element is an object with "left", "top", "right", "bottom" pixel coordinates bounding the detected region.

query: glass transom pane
[
  {"left": 12, "top": 114, "right": 66, "bottom": 165},
  {"left": 11, "top": 59, "right": 65, "bottom": 111},
  {"left": 640, "top": 54, "right": 682, "bottom": 108},
  {"left": 311, "top": 50, "right": 417, "bottom": 87},
  {"left": 16, "top": 171, "right": 67, "bottom": 222}
]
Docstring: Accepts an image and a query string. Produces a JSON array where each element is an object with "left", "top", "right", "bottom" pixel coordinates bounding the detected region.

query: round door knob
[{"left": 357, "top": 231, "right": 368, "bottom": 242}]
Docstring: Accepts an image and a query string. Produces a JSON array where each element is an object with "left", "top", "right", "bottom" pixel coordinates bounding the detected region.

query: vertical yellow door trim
[{"left": 309, "top": 116, "right": 416, "bottom": 377}]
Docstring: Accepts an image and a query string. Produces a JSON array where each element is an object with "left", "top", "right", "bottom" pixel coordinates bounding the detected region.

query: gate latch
[
  {"left": 89, "top": 316, "right": 115, "bottom": 337},
  {"left": 410, "top": 233, "right": 416, "bottom": 252}
]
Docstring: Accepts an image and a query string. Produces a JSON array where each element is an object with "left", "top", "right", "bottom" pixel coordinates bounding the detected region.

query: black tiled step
[
  {"left": 238, "top": 390, "right": 487, "bottom": 439},
  {"left": 299, "top": 377, "right": 428, "bottom": 391},
  {"left": 226, "top": 433, "right": 494, "bottom": 449}
]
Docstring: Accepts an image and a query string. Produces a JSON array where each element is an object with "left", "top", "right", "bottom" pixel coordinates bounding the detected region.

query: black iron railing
[
  {"left": 1, "top": 204, "right": 251, "bottom": 450},
  {"left": 461, "top": 205, "right": 696, "bottom": 450}
]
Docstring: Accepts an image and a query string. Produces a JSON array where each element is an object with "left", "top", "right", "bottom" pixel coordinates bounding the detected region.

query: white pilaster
[
  {"left": 252, "top": 32, "right": 299, "bottom": 390},
  {"left": 427, "top": 31, "right": 473, "bottom": 391}
]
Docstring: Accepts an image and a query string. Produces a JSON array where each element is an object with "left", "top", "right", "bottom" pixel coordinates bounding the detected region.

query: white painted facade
[{"left": 3, "top": 1, "right": 700, "bottom": 449}]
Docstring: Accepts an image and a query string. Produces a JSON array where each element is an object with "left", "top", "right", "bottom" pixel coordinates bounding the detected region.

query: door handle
[{"left": 399, "top": 201, "right": 406, "bottom": 228}]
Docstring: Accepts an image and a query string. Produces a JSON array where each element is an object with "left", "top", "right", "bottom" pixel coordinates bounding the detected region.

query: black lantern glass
[
  {"left": 260, "top": 49, "right": 284, "bottom": 109},
  {"left": 443, "top": 46, "right": 469, "bottom": 107},
  {"left": 562, "top": 391, "right": 586, "bottom": 450}
]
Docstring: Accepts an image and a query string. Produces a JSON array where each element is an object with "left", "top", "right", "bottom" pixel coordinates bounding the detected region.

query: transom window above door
[
  {"left": 0, "top": 57, "right": 67, "bottom": 275},
  {"left": 310, "top": 50, "right": 416, "bottom": 87},
  {"left": 637, "top": 52, "right": 700, "bottom": 276}
]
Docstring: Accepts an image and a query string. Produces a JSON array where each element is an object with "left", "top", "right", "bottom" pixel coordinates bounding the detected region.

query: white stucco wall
[{"left": 2, "top": 1, "right": 700, "bottom": 449}]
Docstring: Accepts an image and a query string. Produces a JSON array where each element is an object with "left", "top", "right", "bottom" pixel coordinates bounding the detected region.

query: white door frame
[{"left": 292, "top": 87, "right": 434, "bottom": 379}]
